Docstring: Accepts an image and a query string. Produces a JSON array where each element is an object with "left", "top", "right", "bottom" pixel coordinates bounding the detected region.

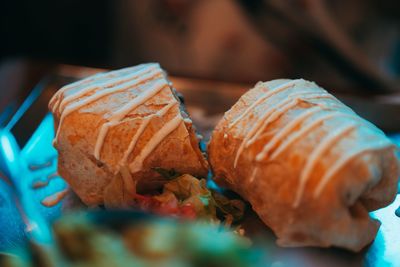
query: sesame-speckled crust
[
  {"left": 208, "top": 79, "right": 399, "bottom": 251},
  {"left": 50, "top": 64, "right": 208, "bottom": 207}
]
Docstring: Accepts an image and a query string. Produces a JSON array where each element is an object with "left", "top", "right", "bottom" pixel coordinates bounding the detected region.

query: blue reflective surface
[{"left": 368, "top": 196, "right": 400, "bottom": 267}]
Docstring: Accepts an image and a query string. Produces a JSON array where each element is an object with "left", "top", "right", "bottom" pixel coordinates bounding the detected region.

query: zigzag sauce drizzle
[
  {"left": 53, "top": 66, "right": 162, "bottom": 143},
  {"left": 292, "top": 123, "right": 358, "bottom": 207},
  {"left": 94, "top": 79, "right": 168, "bottom": 160},
  {"left": 233, "top": 91, "right": 334, "bottom": 168}
]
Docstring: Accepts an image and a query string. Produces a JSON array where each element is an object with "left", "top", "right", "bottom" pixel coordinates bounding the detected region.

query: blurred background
[{"left": 1, "top": 0, "right": 399, "bottom": 93}]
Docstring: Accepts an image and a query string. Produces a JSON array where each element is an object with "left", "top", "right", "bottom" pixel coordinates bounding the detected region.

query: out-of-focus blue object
[
  {"left": 0, "top": 80, "right": 66, "bottom": 251},
  {"left": 389, "top": 133, "right": 400, "bottom": 147},
  {"left": 0, "top": 173, "right": 25, "bottom": 251},
  {"left": 21, "top": 114, "right": 65, "bottom": 221},
  {"left": 0, "top": 114, "right": 61, "bottom": 249}
]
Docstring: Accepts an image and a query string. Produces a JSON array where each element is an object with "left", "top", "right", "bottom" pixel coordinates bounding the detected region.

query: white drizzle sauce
[
  {"left": 313, "top": 140, "right": 394, "bottom": 198},
  {"left": 55, "top": 65, "right": 158, "bottom": 113},
  {"left": 247, "top": 94, "right": 334, "bottom": 147},
  {"left": 246, "top": 99, "right": 300, "bottom": 146},
  {"left": 118, "top": 101, "right": 177, "bottom": 169},
  {"left": 54, "top": 68, "right": 162, "bottom": 143},
  {"left": 269, "top": 112, "right": 371, "bottom": 160},
  {"left": 94, "top": 79, "right": 168, "bottom": 160},
  {"left": 50, "top": 73, "right": 103, "bottom": 109},
  {"left": 233, "top": 92, "right": 334, "bottom": 168},
  {"left": 114, "top": 105, "right": 178, "bottom": 195},
  {"left": 292, "top": 123, "right": 357, "bottom": 207},
  {"left": 255, "top": 106, "right": 322, "bottom": 160},
  {"left": 129, "top": 114, "right": 183, "bottom": 173},
  {"left": 229, "top": 79, "right": 301, "bottom": 129},
  {"left": 50, "top": 64, "right": 151, "bottom": 109},
  {"left": 51, "top": 73, "right": 105, "bottom": 111},
  {"left": 61, "top": 68, "right": 158, "bottom": 115},
  {"left": 249, "top": 168, "right": 258, "bottom": 183},
  {"left": 120, "top": 165, "right": 136, "bottom": 196},
  {"left": 233, "top": 93, "right": 301, "bottom": 168},
  {"left": 231, "top": 79, "right": 395, "bottom": 208},
  {"left": 52, "top": 64, "right": 187, "bottom": 193}
]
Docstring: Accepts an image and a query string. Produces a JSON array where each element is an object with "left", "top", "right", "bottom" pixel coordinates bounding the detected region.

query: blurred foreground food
[{"left": 1, "top": 211, "right": 263, "bottom": 267}]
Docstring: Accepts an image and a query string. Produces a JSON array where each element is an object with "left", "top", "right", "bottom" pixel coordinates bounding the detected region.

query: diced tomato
[
  {"left": 133, "top": 194, "right": 161, "bottom": 211},
  {"left": 178, "top": 203, "right": 197, "bottom": 220},
  {"left": 131, "top": 193, "right": 197, "bottom": 220}
]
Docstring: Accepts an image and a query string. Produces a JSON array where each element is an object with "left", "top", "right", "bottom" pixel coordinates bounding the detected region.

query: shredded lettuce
[
  {"left": 133, "top": 172, "right": 245, "bottom": 225},
  {"left": 152, "top": 167, "right": 181, "bottom": 180}
]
